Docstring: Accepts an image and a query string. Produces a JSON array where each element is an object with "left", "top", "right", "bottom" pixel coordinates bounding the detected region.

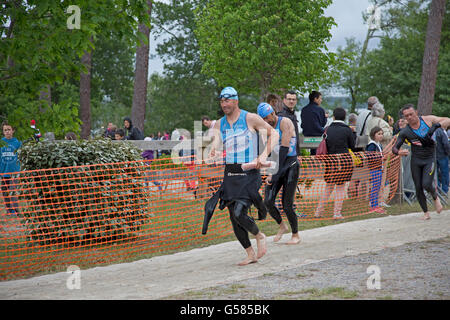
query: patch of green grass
[
  {"left": 296, "top": 273, "right": 309, "bottom": 278},
  {"left": 279, "top": 290, "right": 304, "bottom": 296},
  {"left": 229, "top": 284, "right": 246, "bottom": 291},
  {"left": 300, "top": 287, "right": 359, "bottom": 299}
]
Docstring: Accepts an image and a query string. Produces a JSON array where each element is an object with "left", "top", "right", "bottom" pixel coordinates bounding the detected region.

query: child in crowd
[
  {"left": 114, "top": 129, "right": 125, "bottom": 141},
  {"left": 366, "top": 126, "right": 385, "bottom": 213},
  {"left": 1, "top": 122, "right": 22, "bottom": 216}
]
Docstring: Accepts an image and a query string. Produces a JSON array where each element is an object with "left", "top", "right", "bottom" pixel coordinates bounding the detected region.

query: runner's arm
[
  {"left": 391, "top": 130, "right": 406, "bottom": 155},
  {"left": 280, "top": 117, "right": 294, "bottom": 147},
  {"left": 208, "top": 119, "right": 222, "bottom": 159},
  {"left": 423, "top": 115, "right": 450, "bottom": 130},
  {"left": 248, "top": 113, "right": 279, "bottom": 164}
]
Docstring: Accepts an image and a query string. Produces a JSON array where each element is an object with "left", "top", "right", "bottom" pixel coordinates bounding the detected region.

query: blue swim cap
[
  {"left": 257, "top": 103, "right": 274, "bottom": 119},
  {"left": 219, "top": 87, "right": 238, "bottom": 100}
]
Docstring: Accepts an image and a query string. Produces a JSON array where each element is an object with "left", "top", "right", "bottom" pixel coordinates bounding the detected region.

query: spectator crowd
[{"left": 1, "top": 91, "right": 449, "bottom": 223}]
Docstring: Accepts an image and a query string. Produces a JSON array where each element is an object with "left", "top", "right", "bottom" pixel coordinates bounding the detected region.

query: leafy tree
[
  {"left": 1, "top": 1, "right": 149, "bottom": 139},
  {"left": 328, "top": 38, "right": 365, "bottom": 113},
  {"left": 359, "top": 0, "right": 450, "bottom": 118},
  {"left": 153, "top": 0, "right": 208, "bottom": 79},
  {"left": 324, "top": 0, "right": 398, "bottom": 113},
  {"left": 147, "top": 0, "right": 220, "bottom": 134},
  {"left": 146, "top": 73, "right": 217, "bottom": 134},
  {"left": 194, "top": 0, "right": 337, "bottom": 100}
]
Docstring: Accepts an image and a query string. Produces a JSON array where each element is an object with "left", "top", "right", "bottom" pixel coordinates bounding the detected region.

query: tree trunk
[
  {"left": 80, "top": 47, "right": 92, "bottom": 139},
  {"left": 131, "top": 1, "right": 152, "bottom": 133},
  {"left": 417, "top": 0, "right": 446, "bottom": 116}
]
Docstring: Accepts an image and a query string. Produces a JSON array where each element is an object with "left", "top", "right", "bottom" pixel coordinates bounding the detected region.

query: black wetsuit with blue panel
[{"left": 392, "top": 117, "right": 440, "bottom": 212}]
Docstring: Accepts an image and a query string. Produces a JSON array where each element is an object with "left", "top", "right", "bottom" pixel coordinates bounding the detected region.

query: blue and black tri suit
[
  {"left": 264, "top": 117, "right": 300, "bottom": 234},
  {"left": 202, "top": 110, "right": 267, "bottom": 249},
  {"left": 393, "top": 117, "right": 440, "bottom": 212}
]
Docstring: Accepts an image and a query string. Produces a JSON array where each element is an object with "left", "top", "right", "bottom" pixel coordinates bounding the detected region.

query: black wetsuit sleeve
[
  {"left": 272, "top": 146, "right": 289, "bottom": 184},
  {"left": 392, "top": 131, "right": 406, "bottom": 155},
  {"left": 425, "top": 123, "right": 441, "bottom": 140}
]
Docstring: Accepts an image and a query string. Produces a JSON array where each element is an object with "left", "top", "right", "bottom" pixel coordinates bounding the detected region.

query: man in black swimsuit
[
  {"left": 392, "top": 104, "right": 450, "bottom": 220},
  {"left": 207, "top": 87, "right": 279, "bottom": 266},
  {"left": 258, "top": 103, "right": 301, "bottom": 245}
]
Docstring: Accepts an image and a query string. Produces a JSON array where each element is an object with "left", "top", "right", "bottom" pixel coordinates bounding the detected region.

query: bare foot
[
  {"left": 285, "top": 233, "right": 301, "bottom": 245},
  {"left": 238, "top": 248, "right": 257, "bottom": 266},
  {"left": 435, "top": 198, "right": 443, "bottom": 214},
  {"left": 256, "top": 233, "right": 267, "bottom": 259},
  {"left": 238, "top": 256, "right": 257, "bottom": 266},
  {"left": 274, "top": 222, "right": 288, "bottom": 242},
  {"left": 420, "top": 212, "right": 431, "bottom": 221}
]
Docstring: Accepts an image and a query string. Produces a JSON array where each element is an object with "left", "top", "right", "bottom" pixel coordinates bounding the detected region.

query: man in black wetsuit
[
  {"left": 257, "top": 103, "right": 301, "bottom": 245},
  {"left": 392, "top": 104, "right": 450, "bottom": 220},
  {"left": 207, "top": 87, "right": 279, "bottom": 266}
]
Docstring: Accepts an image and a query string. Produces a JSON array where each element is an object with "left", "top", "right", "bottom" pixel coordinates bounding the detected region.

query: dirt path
[{"left": 0, "top": 210, "right": 449, "bottom": 300}]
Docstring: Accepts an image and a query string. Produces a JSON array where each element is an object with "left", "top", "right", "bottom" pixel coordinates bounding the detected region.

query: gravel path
[{"left": 166, "top": 236, "right": 450, "bottom": 300}]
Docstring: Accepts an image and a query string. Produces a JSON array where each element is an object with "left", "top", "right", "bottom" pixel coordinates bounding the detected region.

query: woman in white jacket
[{"left": 365, "top": 102, "right": 393, "bottom": 148}]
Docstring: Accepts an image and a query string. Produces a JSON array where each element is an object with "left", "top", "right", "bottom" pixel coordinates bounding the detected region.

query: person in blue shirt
[
  {"left": 1, "top": 122, "right": 22, "bottom": 215},
  {"left": 366, "top": 126, "right": 385, "bottom": 213}
]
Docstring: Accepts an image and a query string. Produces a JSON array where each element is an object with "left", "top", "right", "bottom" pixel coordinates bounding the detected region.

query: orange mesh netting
[{"left": 0, "top": 150, "right": 401, "bottom": 280}]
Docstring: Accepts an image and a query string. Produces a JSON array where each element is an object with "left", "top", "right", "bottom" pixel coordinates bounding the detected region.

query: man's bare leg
[
  {"left": 435, "top": 198, "right": 443, "bottom": 214},
  {"left": 238, "top": 247, "right": 257, "bottom": 266},
  {"left": 285, "top": 232, "right": 301, "bottom": 245},
  {"left": 273, "top": 221, "right": 288, "bottom": 242},
  {"left": 256, "top": 232, "right": 267, "bottom": 259}
]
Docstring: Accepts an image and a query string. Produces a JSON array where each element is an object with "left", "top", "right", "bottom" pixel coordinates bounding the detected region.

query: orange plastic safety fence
[{"left": 0, "top": 151, "right": 401, "bottom": 280}]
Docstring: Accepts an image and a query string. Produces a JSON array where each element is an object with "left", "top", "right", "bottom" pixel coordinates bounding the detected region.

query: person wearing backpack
[{"left": 355, "top": 96, "right": 378, "bottom": 151}]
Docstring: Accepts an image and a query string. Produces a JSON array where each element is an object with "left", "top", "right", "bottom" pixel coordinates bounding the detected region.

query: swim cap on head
[
  {"left": 257, "top": 102, "right": 274, "bottom": 119},
  {"left": 218, "top": 87, "right": 238, "bottom": 100}
]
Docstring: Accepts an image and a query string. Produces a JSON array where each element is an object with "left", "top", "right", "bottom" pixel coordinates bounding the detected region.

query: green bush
[{"left": 16, "top": 138, "right": 148, "bottom": 247}]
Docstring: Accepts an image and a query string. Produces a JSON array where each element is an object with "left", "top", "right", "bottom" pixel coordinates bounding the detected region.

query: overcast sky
[{"left": 148, "top": 0, "right": 380, "bottom": 74}]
